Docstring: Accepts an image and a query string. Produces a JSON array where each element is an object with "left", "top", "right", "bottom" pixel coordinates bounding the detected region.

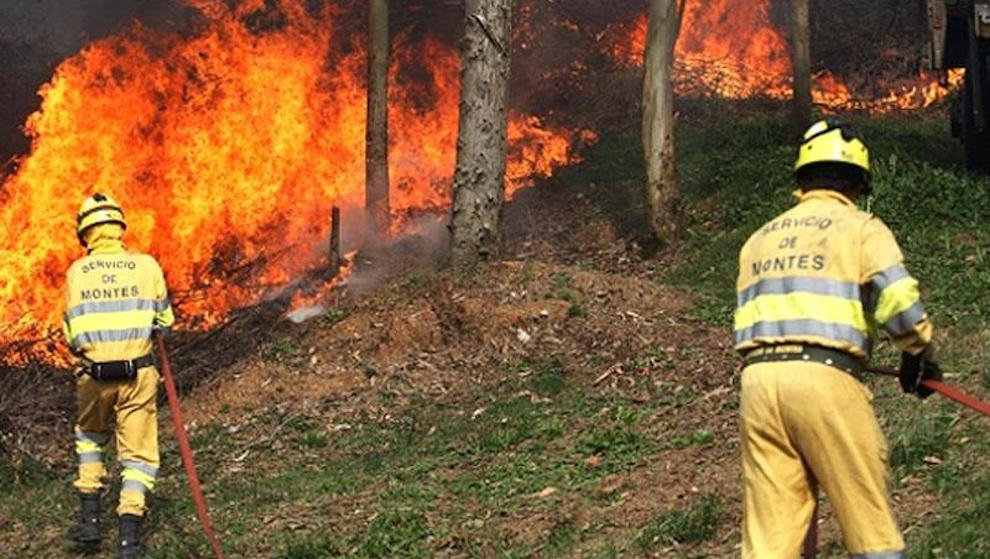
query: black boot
[
  {"left": 118, "top": 514, "right": 143, "bottom": 559},
  {"left": 67, "top": 492, "right": 102, "bottom": 545}
]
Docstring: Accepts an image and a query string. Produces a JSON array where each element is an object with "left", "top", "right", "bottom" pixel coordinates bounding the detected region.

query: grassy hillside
[
  {"left": 1, "top": 113, "right": 987, "bottom": 558},
  {"left": 562, "top": 113, "right": 990, "bottom": 556}
]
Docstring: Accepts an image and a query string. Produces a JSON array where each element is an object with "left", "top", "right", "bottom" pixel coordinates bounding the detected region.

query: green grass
[
  {"left": 278, "top": 536, "right": 342, "bottom": 559},
  {"left": 264, "top": 336, "right": 299, "bottom": 359},
  {"left": 888, "top": 407, "right": 958, "bottom": 474},
  {"left": 913, "top": 473, "right": 990, "bottom": 558},
  {"left": 567, "top": 303, "right": 589, "bottom": 317},
  {"left": 565, "top": 116, "right": 989, "bottom": 329},
  {"left": 529, "top": 359, "right": 568, "bottom": 396},
  {"left": 0, "top": 358, "right": 686, "bottom": 558},
  {"left": 321, "top": 308, "right": 348, "bottom": 326},
  {"left": 566, "top": 113, "right": 989, "bottom": 556},
  {"left": 670, "top": 116, "right": 989, "bottom": 329},
  {"left": 635, "top": 493, "right": 723, "bottom": 551}
]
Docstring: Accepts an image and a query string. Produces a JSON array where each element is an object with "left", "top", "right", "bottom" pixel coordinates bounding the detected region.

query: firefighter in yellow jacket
[
  {"left": 63, "top": 193, "right": 174, "bottom": 559},
  {"left": 734, "top": 120, "right": 941, "bottom": 558}
]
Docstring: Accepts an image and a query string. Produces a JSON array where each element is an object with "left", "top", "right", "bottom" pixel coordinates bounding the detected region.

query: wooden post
[{"left": 330, "top": 206, "right": 341, "bottom": 278}]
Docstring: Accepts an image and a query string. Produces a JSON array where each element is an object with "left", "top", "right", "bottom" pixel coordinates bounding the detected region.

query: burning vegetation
[
  {"left": 0, "top": 0, "right": 962, "bottom": 364},
  {"left": 0, "top": 0, "right": 590, "bottom": 363},
  {"left": 610, "top": 3, "right": 963, "bottom": 111}
]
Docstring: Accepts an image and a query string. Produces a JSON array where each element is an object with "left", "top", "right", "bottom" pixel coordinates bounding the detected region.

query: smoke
[
  {"left": 0, "top": 0, "right": 198, "bottom": 48},
  {"left": 284, "top": 211, "right": 450, "bottom": 324},
  {"left": 0, "top": 1, "right": 90, "bottom": 50},
  {"left": 0, "top": 1, "right": 201, "bottom": 162}
]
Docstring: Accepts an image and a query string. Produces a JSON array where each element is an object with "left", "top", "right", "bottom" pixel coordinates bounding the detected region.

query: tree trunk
[
  {"left": 449, "top": 0, "right": 513, "bottom": 267},
  {"left": 642, "top": 0, "right": 684, "bottom": 242},
  {"left": 791, "top": 0, "right": 812, "bottom": 134},
  {"left": 365, "top": 0, "right": 390, "bottom": 245}
]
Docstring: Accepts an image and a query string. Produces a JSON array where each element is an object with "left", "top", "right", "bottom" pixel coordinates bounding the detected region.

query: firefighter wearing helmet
[
  {"left": 64, "top": 193, "right": 174, "bottom": 558},
  {"left": 733, "top": 120, "right": 941, "bottom": 558}
]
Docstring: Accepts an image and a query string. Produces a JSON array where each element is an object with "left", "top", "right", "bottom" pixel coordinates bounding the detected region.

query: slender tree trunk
[
  {"left": 642, "top": 0, "right": 684, "bottom": 242},
  {"left": 449, "top": 0, "right": 513, "bottom": 266},
  {"left": 365, "top": 0, "right": 390, "bottom": 245},
  {"left": 791, "top": 0, "right": 812, "bottom": 134}
]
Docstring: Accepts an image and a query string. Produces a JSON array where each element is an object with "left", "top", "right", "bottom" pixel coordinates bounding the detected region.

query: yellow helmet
[
  {"left": 77, "top": 193, "right": 126, "bottom": 245},
  {"left": 794, "top": 119, "right": 870, "bottom": 188}
]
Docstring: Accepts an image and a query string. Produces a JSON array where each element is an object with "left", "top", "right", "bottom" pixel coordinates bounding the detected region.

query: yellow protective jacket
[
  {"left": 734, "top": 189, "right": 932, "bottom": 360},
  {"left": 62, "top": 230, "right": 175, "bottom": 363}
]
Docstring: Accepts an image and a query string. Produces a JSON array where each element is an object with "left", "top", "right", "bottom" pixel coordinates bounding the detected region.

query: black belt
[
  {"left": 88, "top": 354, "right": 155, "bottom": 382},
  {"left": 743, "top": 344, "right": 863, "bottom": 377}
]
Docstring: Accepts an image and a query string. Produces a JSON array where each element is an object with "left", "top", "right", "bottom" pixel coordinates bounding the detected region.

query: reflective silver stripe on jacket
[
  {"left": 870, "top": 265, "right": 911, "bottom": 291},
  {"left": 72, "top": 327, "right": 154, "bottom": 347},
  {"left": 65, "top": 299, "right": 162, "bottom": 320},
  {"left": 884, "top": 301, "right": 926, "bottom": 336},
  {"left": 121, "top": 460, "right": 159, "bottom": 479},
  {"left": 734, "top": 319, "right": 869, "bottom": 350},
  {"left": 737, "top": 276, "right": 861, "bottom": 307},
  {"left": 850, "top": 551, "right": 905, "bottom": 559}
]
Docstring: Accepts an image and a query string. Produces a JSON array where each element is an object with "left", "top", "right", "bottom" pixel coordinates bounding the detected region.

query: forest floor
[{"left": 1, "top": 113, "right": 988, "bottom": 558}]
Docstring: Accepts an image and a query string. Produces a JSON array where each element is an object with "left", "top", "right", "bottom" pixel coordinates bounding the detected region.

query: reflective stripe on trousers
[
  {"left": 75, "top": 429, "right": 109, "bottom": 463},
  {"left": 121, "top": 459, "right": 158, "bottom": 495},
  {"left": 851, "top": 551, "right": 905, "bottom": 559}
]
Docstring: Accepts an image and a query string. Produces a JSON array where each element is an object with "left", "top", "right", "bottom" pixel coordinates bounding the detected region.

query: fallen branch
[{"left": 593, "top": 363, "right": 624, "bottom": 386}]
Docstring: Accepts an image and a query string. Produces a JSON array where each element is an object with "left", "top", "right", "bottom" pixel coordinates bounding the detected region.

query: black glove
[{"left": 899, "top": 350, "right": 942, "bottom": 399}]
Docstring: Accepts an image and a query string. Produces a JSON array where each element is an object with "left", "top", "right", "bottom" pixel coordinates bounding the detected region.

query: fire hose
[
  {"left": 802, "top": 362, "right": 990, "bottom": 559},
  {"left": 867, "top": 365, "right": 990, "bottom": 417},
  {"left": 155, "top": 334, "right": 227, "bottom": 559}
]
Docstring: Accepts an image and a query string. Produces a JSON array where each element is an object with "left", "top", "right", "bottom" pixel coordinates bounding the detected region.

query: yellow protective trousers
[
  {"left": 74, "top": 366, "right": 159, "bottom": 517},
  {"left": 740, "top": 361, "right": 905, "bottom": 559}
]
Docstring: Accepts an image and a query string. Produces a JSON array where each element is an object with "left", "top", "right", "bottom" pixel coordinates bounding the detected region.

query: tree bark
[
  {"left": 791, "top": 0, "right": 812, "bottom": 134},
  {"left": 365, "top": 0, "right": 390, "bottom": 245},
  {"left": 449, "top": 0, "right": 513, "bottom": 267},
  {"left": 642, "top": 0, "right": 684, "bottom": 242}
]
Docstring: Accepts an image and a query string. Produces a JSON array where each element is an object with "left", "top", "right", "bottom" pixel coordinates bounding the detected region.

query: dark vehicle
[{"left": 929, "top": 0, "right": 990, "bottom": 168}]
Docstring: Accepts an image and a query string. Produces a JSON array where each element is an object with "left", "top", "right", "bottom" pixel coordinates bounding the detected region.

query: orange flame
[
  {"left": 612, "top": 4, "right": 960, "bottom": 111},
  {"left": 0, "top": 1, "right": 590, "bottom": 363}
]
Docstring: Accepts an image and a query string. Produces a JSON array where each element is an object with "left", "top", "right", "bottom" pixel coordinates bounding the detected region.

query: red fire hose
[
  {"left": 155, "top": 334, "right": 227, "bottom": 559},
  {"left": 868, "top": 365, "right": 990, "bottom": 417}
]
